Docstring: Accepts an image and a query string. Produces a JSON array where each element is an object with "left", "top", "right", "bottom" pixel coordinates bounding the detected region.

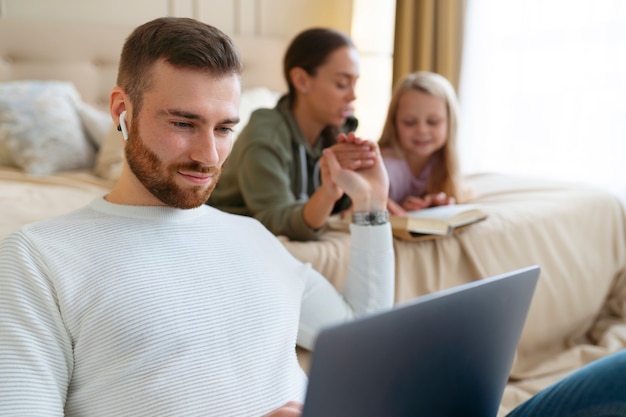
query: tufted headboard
[{"left": 0, "top": 19, "right": 287, "bottom": 109}]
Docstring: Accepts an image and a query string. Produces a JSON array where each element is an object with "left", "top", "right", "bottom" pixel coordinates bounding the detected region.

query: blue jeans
[{"left": 507, "top": 349, "right": 626, "bottom": 417}]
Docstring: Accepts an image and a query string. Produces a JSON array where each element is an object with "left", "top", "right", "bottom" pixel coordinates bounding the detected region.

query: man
[{"left": 0, "top": 17, "right": 394, "bottom": 416}]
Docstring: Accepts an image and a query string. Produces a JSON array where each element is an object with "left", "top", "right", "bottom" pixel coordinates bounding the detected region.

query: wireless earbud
[{"left": 119, "top": 110, "right": 129, "bottom": 140}]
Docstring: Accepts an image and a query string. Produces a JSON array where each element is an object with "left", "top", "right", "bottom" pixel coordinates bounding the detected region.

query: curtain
[
  {"left": 457, "top": 0, "right": 626, "bottom": 197},
  {"left": 393, "top": 0, "right": 467, "bottom": 90}
]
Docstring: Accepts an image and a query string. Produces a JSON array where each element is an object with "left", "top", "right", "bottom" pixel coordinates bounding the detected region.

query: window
[{"left": 458, "top": 0, "right": 626, "bottom": 196}]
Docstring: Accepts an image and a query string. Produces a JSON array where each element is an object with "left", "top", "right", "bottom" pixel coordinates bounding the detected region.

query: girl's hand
[
  {"left": 387, "top": 199, "right": 407, "bottom": 216},
  {"left": 401, "top": 196, "right": 432, "bottom": 212},
  {"left": 402, "top": 192, "right": 455, "bottom": 211},
  {"left": 426, "top": 192, "right": 456, "bottom": 207}
]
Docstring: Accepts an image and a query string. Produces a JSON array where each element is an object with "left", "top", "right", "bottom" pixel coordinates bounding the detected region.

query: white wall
[{"left": 0, "top": 0, "right": 394, "bottom": 139}]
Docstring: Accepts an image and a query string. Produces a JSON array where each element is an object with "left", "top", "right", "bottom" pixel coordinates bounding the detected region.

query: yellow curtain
[{"left": 393, "top": 0, "right": 466, "bottom": 91}]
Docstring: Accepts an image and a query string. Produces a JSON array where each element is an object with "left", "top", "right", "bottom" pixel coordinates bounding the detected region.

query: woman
[{"left": 209, "top": 28, "right": 377, "bottom": 241}]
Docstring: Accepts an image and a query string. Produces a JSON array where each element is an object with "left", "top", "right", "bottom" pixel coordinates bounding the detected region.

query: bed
[{"left": 2, "top": 19, "right": 626, "bottom": 415}]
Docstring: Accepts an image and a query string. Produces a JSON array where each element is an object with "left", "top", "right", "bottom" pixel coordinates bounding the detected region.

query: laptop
[{"left": 301, "top": 265, "right": 540, "bottom": 417}]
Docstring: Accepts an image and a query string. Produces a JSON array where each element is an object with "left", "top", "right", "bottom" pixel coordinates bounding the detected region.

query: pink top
[{"left": 382, "top": 155, "right": 433, "bottom": 203}]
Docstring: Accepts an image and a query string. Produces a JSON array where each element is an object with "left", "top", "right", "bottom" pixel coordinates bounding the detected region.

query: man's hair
[{"left": 117, "top": 17, "right": 242, "bottom": 112}]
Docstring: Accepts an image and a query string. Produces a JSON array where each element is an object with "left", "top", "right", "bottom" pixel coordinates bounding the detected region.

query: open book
[{"left": 390, "top": 204, "right": 487, "bottom": 240}]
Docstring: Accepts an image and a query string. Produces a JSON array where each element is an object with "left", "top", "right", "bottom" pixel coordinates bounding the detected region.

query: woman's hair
[
  {"left": 283, "top": 27, "right": 354, "bottom": 100},
  {"left": 282, "top": 27, "right": 356, "bottom": 147},
  {"left": 117, "top": 17, "right": 242, "bottom": 116},
  {"left": 378, "top": 71, "right": 464, "bottom": 201}
]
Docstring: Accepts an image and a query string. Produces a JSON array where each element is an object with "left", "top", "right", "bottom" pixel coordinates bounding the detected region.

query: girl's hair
[
  {"left": 378, "top": 71, "right": 464, "bottom": 201},
  {"left": 283, "top": 27, "right": 354, "bottom": 101}
]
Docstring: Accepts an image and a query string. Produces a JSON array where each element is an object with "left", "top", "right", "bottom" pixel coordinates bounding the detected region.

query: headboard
[{"left": 0, "top": 19, "right": 287, "bottom": 109}]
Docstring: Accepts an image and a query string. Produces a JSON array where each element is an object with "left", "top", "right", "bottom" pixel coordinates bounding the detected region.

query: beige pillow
[
  {"left": 0, "top": 81, "right": 97, "bottom": 175},
  {"left": 75, "top": 100, "right": 113, "bottom": 148},
  {"left": 234, "top": 87, "right": 280, "bottom": 137},
  {"left": 94, "top": 123, "right": 124, "bottom": 181}
]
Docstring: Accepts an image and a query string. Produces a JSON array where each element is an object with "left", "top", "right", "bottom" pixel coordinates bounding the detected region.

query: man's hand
[{"left": 262, "top": 401, "right": 303, "bottom": 417}]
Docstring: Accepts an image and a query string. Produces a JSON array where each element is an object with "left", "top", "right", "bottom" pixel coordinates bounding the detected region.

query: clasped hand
[{"left": 320, "top": 132, "right": 389, "bottom": 212}]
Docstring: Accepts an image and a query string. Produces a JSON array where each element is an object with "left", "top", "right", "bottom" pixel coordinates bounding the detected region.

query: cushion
[
  {"left": 94, "top": 123, "right": 124, "bottom": 181},
  {"left": 75, "top": 99, "right": 114, "bottom": 148},
  {"left": 0, "top": 81, "right": 107, "bottom": 175},
  {"left": 93, "top": 87, "right": 280, "bottom": 181},
  {"left": 233, "top": 87, "right": 280, "bottom": 137}
]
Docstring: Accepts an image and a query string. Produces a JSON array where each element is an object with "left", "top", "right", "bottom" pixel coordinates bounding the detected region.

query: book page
[{"left": 406, "top": 204, "right": 481, "bottom": 220}]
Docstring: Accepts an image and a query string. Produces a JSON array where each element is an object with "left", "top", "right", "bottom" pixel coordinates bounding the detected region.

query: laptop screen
[{"left": 301, "top": 266, "right": 540, "bottom": 417}]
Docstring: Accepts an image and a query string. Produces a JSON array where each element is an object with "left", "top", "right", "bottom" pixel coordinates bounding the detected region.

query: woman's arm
[
  {"left": 236, "top": 142, "right": 322, "bottom": 240},
  {"left": 303, "top": 136, "right": 377, "bottom": 231},
  {"left": 237, "top": 136, "right": 378, "bottom": 241},
  {"left": 297, "top": 138, "right": 394, "bottom": 349}
]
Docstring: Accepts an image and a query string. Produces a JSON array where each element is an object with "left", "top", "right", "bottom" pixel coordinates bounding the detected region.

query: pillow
[
  {"left": 93, "top": 87, "right": 281, "bottom": 182},
  {"left": 0, "top": 81, "right": 98, "bottom": 175},
  {"left": 233, "top": 87, "right": 280, "bottom": 137},
  {"left": 75, "top": 99, "right": 114, "bottom": 148},
  {"left": 94, "top": 123, "right": 125, "bottom": 182}
]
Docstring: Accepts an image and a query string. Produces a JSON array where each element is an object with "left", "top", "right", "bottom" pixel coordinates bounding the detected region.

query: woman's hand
[
  {"left": 318, "top": 132, "right": 379, "bottom": 204},
  {"left": 322, "top": 138, "right": 389, "bottom": 212},
  {"left": 304, "top": 133, "right": 386, "bottom": 230},
  {"left": 329, "top": 132, "right": 376, "bottom": 170}
]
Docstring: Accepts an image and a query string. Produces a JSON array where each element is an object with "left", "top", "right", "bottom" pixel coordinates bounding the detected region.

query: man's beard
[{"left": 125, "top": 122, "right": 221, "bottom": 209}]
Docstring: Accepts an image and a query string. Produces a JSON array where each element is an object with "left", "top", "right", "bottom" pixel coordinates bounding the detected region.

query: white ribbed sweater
[{"left": 0, "top": 198, "right": 394, "bottom": 416}]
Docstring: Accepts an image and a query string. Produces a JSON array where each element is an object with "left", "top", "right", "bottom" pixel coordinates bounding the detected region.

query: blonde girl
[{"left": 379, "top": 71, "right": 466, "bottom": 215}]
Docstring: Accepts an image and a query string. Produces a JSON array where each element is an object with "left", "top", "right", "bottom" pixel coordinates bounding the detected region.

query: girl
[{"left": 378, "top": 71, "right": 467, "bottom": 216}]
